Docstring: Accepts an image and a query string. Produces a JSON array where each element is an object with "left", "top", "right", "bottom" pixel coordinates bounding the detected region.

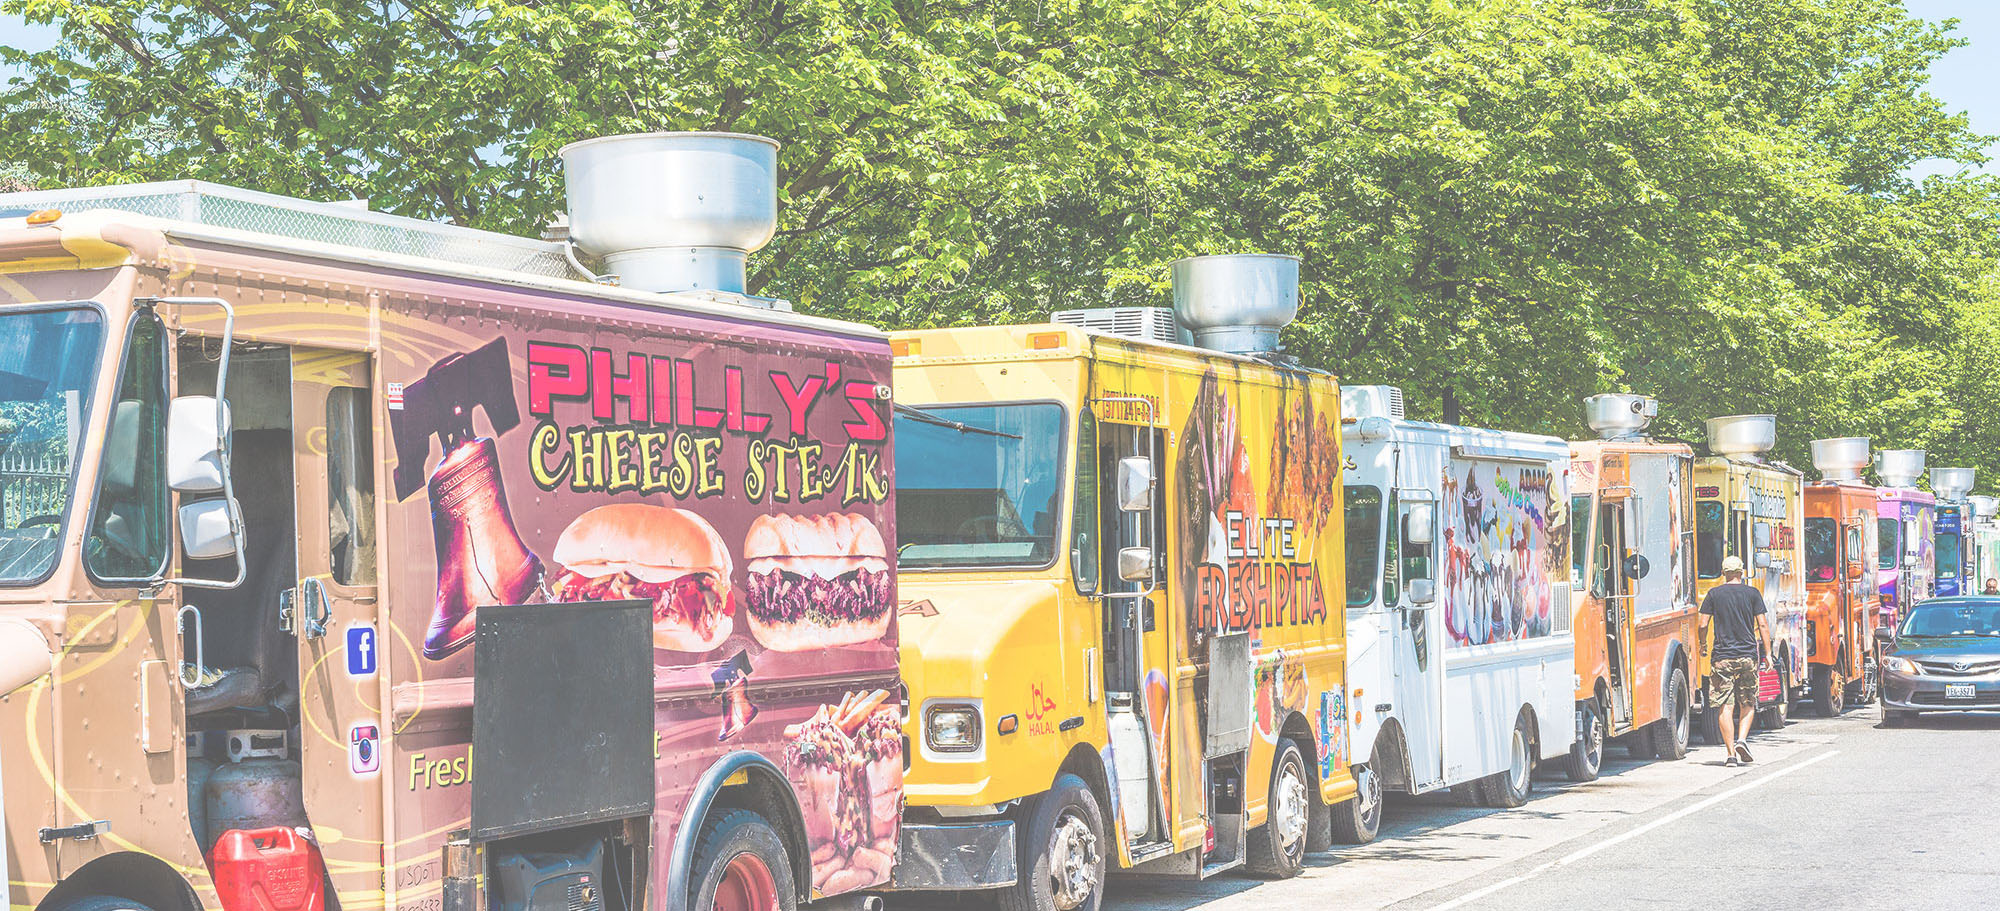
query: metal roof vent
[
  {"left": 559, "top": 132, "right": 779, "bottom": 295},
  {"left": 1585, "top": 393, "right": 1657, "bottom": 440},
  {"left": 1932, "top": 467, "right": 1975, "bottom": 501},
  {"left": 1876, "top": 449, "right": 1926, "bottom": 489},
  {"left": 1169, "top": 254, "right": 1300, "bottom": 355},
  {"left": 1810, "top": 437, "right": 1870, "bottom": 482},
  {"left": 1971, "top": 495, "right": 1999, "bottom": 519},
  {"left": 1705, "top": 414, "right": 1777, "bottom": 457},
  {"left": 1050, "top": 306, "right": 1184, "bottom": 344},
  {"left": 1340, "top": 385, "right": 1405, "bottom": 421}
]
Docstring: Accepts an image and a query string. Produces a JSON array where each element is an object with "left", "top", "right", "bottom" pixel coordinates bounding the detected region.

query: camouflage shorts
[{"left": 1708, "top": 656, "right": 1759, "bottom": 710}]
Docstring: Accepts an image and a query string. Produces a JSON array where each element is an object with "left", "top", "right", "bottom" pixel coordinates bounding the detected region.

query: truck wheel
[
  {"left": 1305, "top": 791, "right": 1334, "bottom": 854},
  {"left": 1246, "top": 738, "right": 1310, "bottom": 878},
  {"left": 1563, "top": 699, "right": 1604, "bottom": 783},
  {"left": 46, "top": 897, "right": 160, "bottom": 911},
  {"left": 1647, "top": 667, "right": 1691, "bottom": 761},
  {"left": 1477, "top": 715, "right": 1534, "bottom": 808},
  {"left": 691, "top": 809, "right": 797, "bottom": 911},
  {"left": 1811, "top": 664, "right": 1844, "bottom": 717},
  {"left": 1330, "top": 748, "right": 1383, "bottom": 845},
  {"left": 999, "top": 773, "right": 1105, "bottom": 911}
]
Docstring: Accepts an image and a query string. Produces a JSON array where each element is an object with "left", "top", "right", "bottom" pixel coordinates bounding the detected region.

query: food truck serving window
[
  {"left": 0, "top": 305, "right": 105, "bottom": 585},
  {"left": 1805, "top": 518, "right": 1838, "bottom": 582},
  {"left": 1343, "top": 486, "right": 1383, "bottom": 606},
  {"left": 1696, "top": 501, "right": 1726, "bottom": 580},
  {"left": 895, "top": 402, "right": 1067, "bottom": 569},
  {"left": 85, "top": 312, "right": 170, "bottom": 582}
]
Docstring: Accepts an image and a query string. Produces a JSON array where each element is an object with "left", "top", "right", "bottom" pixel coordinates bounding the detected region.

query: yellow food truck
[
  {"left": 883, "top": 255, "right": 1357, "bottom": 910},
  {"left": 1693, "top": 416, "right": 1807, "bottom": 734}
]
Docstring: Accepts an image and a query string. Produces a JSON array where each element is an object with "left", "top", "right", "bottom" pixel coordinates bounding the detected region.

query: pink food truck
[{"left": 0, "top": 133, "right": 899, "bottom": 911}]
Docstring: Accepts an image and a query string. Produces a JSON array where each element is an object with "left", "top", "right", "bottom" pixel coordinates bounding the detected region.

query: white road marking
[{"left": 1423, "top": 749, "right": 1841, "bottom": 911}]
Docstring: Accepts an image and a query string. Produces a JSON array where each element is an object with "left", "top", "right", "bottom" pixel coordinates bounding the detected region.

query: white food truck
[{"left": 1332, "top": 386, "right": 1577, "bottom": 841}]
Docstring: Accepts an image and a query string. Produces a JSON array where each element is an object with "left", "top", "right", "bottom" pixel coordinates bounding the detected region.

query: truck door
[
  {"left": 288, "top": 348, "right": 388, "bottom": 893},
  {"left": 1096, "top": 411, "right": 1168, "bottom": 851},
  {"left": 1596, "top": 498, "right": 1635, "bottom": 725},
  {"left": 1391, "top": 491, "right": 1444, "bottom": 790}
]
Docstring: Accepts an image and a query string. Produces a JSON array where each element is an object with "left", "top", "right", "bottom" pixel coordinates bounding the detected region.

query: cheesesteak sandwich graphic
[
  {"left": 742, "top": 513, "right": 894, "bottom": 651},
  {"left": 549, "top": 504, "right": 734, "bottom": 653}
]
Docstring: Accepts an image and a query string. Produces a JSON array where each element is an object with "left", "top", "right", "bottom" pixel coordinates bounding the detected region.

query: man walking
[{"left": 1702, "top": 556, "right": 1769, "bottom": 767}]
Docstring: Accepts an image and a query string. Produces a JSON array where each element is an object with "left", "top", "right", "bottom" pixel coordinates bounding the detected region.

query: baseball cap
[{"left": 1721, "top": 555, "right": 1745, "bottom": 574}]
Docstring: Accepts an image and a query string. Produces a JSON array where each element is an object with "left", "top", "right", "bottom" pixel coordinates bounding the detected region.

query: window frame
[
  {"left": 83, "top": 307, "right": 170, "bottom": 586},
  {"left": 0, "top": 301, "right": 109, "bottom": 588},
  {"left": 1069, "top": 408, "right": 1100, "bottom": 595},
  {"left": 326, "top": 385, "right": 378, "bottom": 587},
  {"left": 1343, "top": 484, "right": 1385, "bottom": 607},
  {"left": 893, "top": 398, "right": 1073, "bottom": 573}
]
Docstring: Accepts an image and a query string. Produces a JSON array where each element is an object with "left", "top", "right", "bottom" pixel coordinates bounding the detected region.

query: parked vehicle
[
  {"left": 1931, "top": 468, "right": 1977, "bottom": 597},
  {"left": 1971, "top": 495, "right": 2000, "bottom": 593},
  {"left": 1693, "top": 416, "right": 1806, "bottom": 733},
  {"left": 1880, "top": 596, "right": 2000, "bottom": 723},
  {"left": 1569, "top": 395, "right": 1699, "bottom": 763},
  {"left": 1335, "top": 388, "right": 1576, "bottom": 832},
  {"left": 1802, "top": 438, "right": 1882, "bottom": 715},
  {"left": 885, "top": 255, "right": 1357, "bottom": 909},
  {"left": 1874, "top": 450, "right": 1936, "bottom": 629},
  {"left": 0, "top": 133, "right": 904, "bottom": 911}
]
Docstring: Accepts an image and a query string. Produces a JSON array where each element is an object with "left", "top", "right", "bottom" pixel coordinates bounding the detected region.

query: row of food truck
[{"left": 0, "top": 132, "right": 1987, "bottom": 911}]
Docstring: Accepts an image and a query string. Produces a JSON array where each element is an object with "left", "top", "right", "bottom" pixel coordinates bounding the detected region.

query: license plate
[{"left": 1946, "top": 683, "right": 1976, "bottom": 699}]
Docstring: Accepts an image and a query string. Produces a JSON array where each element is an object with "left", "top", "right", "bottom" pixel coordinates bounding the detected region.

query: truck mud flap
[{"left": 889, "top": 821, "right": 1018, "bottom": 890}]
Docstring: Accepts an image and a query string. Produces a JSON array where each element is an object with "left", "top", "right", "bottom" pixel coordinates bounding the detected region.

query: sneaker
[
  {"left": 1725, "top": 755, "right": 1739, "bottom": 768},
  {"left": 1735, "top": 743, "right": 1754, "bottom": 764}
]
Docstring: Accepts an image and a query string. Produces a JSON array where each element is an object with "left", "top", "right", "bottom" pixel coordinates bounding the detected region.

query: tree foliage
[{"left": 5, "top": 0, "right": 1999, "bottom": 484}]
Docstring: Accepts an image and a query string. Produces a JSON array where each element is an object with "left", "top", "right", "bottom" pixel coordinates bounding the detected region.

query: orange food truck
[
  {"left": 0, "top": 134, "right": 905, "bottom": 911},
  {"left": 1692, "top": 416, "right": 1806, "bottom": 734},
  {"left": 1801, "top": 437, "right": 1882, "bottom": 715},
  {"left": 1566, "top": 395, "right": 1698, "bottom": 771}
]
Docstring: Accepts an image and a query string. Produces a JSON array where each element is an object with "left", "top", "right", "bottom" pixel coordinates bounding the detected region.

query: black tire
[
  {"left": 1331, "top": 744, "right": 1384, "bottom": 845},
  {"left": 1622, "top": 734, "right": 1655, "bottom": 760},
  {"left": 45, "top": 897, "right": 160, "bottom": 911},
  {"left": 1245, "top": 738, "right": 1310, "bottom": 878},
  {"left": 1811, "top": 664, "right": 1844, "bottom": 717},
  {"left": 1647, "top": 666, "right": 1692, "bottom": 761},
  {"left": 1477, "top": 714, "right": 1534, "bottom": 809},
  {"left": 1690, "top": 707, "right": 1718, "bottom": 746},
  {"left": 690, "top": 809, "right": 798, "bottom": 911},
  {"left": 1305, "top": 792, "right": 1334, "bottom": 854},
  {"left": 999, "top": 773, "right": 1106, "bottom": 911},
  {"left": 1564, "top": 699, "right": 1605, "bottom": 783}
]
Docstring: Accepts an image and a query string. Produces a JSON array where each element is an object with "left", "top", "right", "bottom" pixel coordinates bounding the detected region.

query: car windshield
[
  {"left": 0, "top": 307, "right": 105, "bottom": 583},
  {"left": 1344, "top": 486, "right": 1384, "bottom": 606},
  {"left": 895, "top": 403, "right": 1066, "bottom": 568},
  {"left": 1805, "top": 517, "right": 1838, "bottom": 582},
  {"left": 1900, "top": 600, "right": 2000, "bottom": 638}
]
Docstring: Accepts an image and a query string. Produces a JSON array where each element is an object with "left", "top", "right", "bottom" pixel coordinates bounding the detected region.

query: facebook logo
[{"left": 346, "top": 625, "right": 377, "bottom": 677}]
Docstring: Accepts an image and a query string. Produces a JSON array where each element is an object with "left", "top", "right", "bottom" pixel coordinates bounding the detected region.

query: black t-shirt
[{"left": 1700, "top": 582, "right": 1767, "bottom": 661}]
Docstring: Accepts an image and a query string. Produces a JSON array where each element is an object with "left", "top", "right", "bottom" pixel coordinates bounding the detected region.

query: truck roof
[
  {"left": 0, "top": 180, "right": 884, "bottom": 340},
  {"left": 890, "top": 323, "right": 1335, "bottom": 380},
  {"left": 1341, "top": 416, "right": 1568, "bottom": 462}
]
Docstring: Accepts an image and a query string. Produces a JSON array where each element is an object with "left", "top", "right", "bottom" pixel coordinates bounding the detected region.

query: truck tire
[
  {"left": 1811, "top": 664, "right": 1844, "bottom": 717},
  {"left": 1647, "top": 667, "right": 1691, "bottom": 761},
  {"left": 1563, "top": 699, "right": 1604, "bottom": 783},
  {"left": 999, "top": 773, "right": 1106, "bottom": 911},
  {"left": 1330, "top": 746, "right": 1383, "bottom": 845},
  {"left": 1305, "top": 793, "right": 1334, "bottom": 854},
  {"left": 690, "top": 809, "right": 798, "bottom": 911},
  {"left": 45, "top": 897, "right": 161, "bottom": 911},
  {"left": 1245, "top": 738, "right": 1310, "bottom": 878},
  {"left": 1477, "top": 714, "right": 1535, "bottom": 809}
]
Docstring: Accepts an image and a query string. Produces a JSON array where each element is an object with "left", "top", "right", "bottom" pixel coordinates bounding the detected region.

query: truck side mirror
[
  {"left": 179, "top": 498, "right": 241, "bottom": 560},
  {"left": 168, "top": 396, "right": 230, "bottom": 492},
  {"left": 1755, "top": 552, "right": 1773, "bottom": 570},
  {"left": 1407, "top": 577, "right": 1436, "bottom": 605},
  {"left": 1116, "top": 457, "right": 1153, "bottom": 513},
  {"left": 1117, "top": 546, "right": 1153, "bottom": 582},
  {"left": 1406, "top": 503, "right": 1436, "bottom": 547}
]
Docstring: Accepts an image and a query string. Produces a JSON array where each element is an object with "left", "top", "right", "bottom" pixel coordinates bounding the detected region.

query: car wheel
[
  {"left": 1331, "top": 748, "right": 1383, "bottom": 844},
  {"left": 999, "top": 773, "right": 1106, "bottom": 911},
  {"left": 1478, "top": 715, "right": 1534, "bottom": 809},
  {"left": 1811, "top": 664, "right": 1844, "bottom": 717},
  {"left": 1563, "top": 699, "right": 1604, "bottom": 783},
  {"left": 1647, "top": 667, "right": 1691, "bottom": 761},
  {"left": 691, "top": 809, "right": 798, "bottom": 911},
  {"left": 45, "top": 897, "right": 160, "bottom": 911},
  {"left": 1246, "top": 738, "right": 1310, "bottom": 878}
]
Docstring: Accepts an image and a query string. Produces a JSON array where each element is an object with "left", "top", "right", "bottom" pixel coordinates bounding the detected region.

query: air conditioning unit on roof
[{"left": 1051, "top": 307, "right": 1186, "bottom": 345}]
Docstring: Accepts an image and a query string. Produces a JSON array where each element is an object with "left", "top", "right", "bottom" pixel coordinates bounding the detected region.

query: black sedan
[{"left": 1880, "top": 596, "right": 2000, "bottom": 724}]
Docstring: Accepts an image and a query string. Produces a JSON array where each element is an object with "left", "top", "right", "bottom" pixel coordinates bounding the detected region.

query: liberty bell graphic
[{"left": 390, "top": 339, "right": 543, "bottom": 660}]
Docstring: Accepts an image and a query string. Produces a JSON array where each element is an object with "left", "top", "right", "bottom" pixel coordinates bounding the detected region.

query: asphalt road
[{"left": 1096, "top": 706, "right": 2000, "bottom": 911}]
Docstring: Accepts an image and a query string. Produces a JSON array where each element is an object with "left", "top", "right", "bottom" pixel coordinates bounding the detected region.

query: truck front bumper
[{"left": 887, "top": 821, "right": 1018, "bottom": 890}]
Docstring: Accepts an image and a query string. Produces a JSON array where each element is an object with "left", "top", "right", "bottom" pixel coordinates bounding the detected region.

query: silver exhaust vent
[
  {"left": 1169, "top": 254, "right": 1300, "bottom": 355},
  {"left": 1584, "top": 393, "right": 1657, "bottom": 440},
  {"left": 1971, "top": 495, "right": 1999, "bottom": 519},
  {"left": 1876, "top": 449, "right": 1926, "bottom": 489},
  {"left": 1810, "top": 438, "right": 1871, "bottom": 482},
  {"left": 559, "top": 132, "right": 779, "bottom": 295},
  {"left": 1931, "top": 467, "right": 1975, "bottom": 501},
  {"left": 1705, "top": 415, "right": 1777, "bottom": 457},
  {"left": 1340, "top": 385, "right": 1405, "bottom": 421}
]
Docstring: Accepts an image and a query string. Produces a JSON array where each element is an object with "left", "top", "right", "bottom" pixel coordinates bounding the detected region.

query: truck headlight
[
  {"left": 1883, "top": 656, "right": 1917, "bottom": 675},
  {"left": 926, "top": 704, "right": 982, "bottom": 753}
]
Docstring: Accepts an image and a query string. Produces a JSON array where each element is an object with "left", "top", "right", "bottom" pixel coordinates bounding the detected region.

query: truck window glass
[
  {"left": 1400, "top": 508, "right": 1431, "bottom": 582},
  {"left": 1695, "top": 500, "right": 1725, "bottom": 579},
  {"left": 1343, "top": 485, "right": 1382, "bottom": 606},
  {"left": 1070, "top": 410, "right": 1099, "bottom": 594},
  {"left": 1936, "top": 533, "right": 1960, "bottom": 581},
  {"left": 0, "top": 306, "right": 105, "bottom": 584},
  {"left": 1571, "top": 495, "right": 1590, "bottom": 589},
  {"left": 1383, "top": 492, "right": 1401, "bottom": 602},
  {"left": 327, "top": 386, "right": 377, "bottom": 585},
  {"left": 895, "top": 402, "right": 1066, "bottom": 569},
  {"left": 85, "top": 312, "right": 170, "bottom": 581},
  {"left": 1877, "top": 517, "right": 1898, "bottom": 569},
  {"left": 1804, "top": 518, "right": 1838, "bottom": 582}
]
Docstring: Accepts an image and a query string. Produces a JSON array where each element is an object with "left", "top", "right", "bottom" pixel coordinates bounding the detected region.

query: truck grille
[{"left": 1914, "top": 658, "right": 2000, "bottom": 678}]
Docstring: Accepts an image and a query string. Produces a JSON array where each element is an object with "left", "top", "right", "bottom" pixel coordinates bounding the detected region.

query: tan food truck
[
  {"left": 1, "top": 134, "right": 906, "bottom": 911},
  {"left": 882, "top": 256, "right": 1357, "bottom": 911}
]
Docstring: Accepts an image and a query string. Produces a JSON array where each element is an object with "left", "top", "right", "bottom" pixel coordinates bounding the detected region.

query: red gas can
[{"left": 210, "top": 827, "right": 326, "bottom": 911}]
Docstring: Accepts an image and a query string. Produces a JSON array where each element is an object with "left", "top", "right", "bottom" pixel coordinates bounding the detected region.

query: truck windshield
[
  {"left": 1696, "top": 501, "right": 1725, "bottom": 579},
  {"left": 1877, "top": 517, "right": 1898, "bottom": 569},
  {"left": 895, "top": 403, "right": 1066, "bottom": 568},
  {"left": 1344, "top": 486, "right": 1383, "bottom": 605},
  {"left": 1805, "top": 518, "right": 1838, "bottom": 582},
  {"left": 0, "top": 307, "right": 106, "bottom": 583},
  {"left": 1937, "top": 534, "right": 1961, "bottom": 580}
]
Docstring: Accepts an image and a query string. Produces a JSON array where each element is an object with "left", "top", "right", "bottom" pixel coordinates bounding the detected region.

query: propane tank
[
  {"left": 187, "top": 756, "right": 218, "bottom": 850},
  {"left": 206, "top": 760, "right": 308, "bottom": 837}
]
